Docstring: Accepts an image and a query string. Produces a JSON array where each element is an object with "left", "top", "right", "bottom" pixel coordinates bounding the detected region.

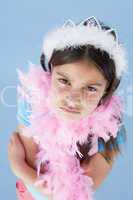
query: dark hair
[{"left": 40, "top": 27, "right": 126, "bottom": 165}]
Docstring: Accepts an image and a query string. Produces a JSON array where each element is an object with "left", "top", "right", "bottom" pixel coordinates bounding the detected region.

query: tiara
[{"left": 42, "top": 16, "right": 128, "bottom": 78}]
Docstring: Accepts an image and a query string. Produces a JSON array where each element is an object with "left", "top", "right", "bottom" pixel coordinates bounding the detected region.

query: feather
[{"left": 17, "top": 64, "right": 124, "bottom": 200}]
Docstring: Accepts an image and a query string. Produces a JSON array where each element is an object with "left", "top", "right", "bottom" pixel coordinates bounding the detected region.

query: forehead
[{"left": 52, "top": 60, "right": 107, "bottom": 84}]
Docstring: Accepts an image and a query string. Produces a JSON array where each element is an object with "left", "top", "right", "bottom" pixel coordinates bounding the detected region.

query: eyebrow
[{"left": 56, "top": 72, "right": 103, "bottom": 87}]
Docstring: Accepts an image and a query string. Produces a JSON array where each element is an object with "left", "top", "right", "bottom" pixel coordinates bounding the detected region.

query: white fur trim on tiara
[{"left": 42, "top": 16, "right": 128, "bottom": 78}]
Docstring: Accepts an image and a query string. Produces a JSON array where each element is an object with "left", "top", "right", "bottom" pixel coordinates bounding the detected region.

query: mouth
[{"left": 60, "top": 106, "right": 81, "bottom": 114}]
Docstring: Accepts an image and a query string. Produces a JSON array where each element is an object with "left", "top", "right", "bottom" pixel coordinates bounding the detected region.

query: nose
[{"left": 66, "top": 89, "right": 82, "bottom": 104}]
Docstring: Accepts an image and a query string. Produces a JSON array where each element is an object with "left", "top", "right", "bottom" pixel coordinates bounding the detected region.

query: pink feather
[{"left": 17, "top": 63, "right": 124, "bottom": 200}]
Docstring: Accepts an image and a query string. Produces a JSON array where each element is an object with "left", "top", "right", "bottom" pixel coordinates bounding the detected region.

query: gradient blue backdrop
[{"left": 0, "top": 0, "right": 133, "bottom": 199}]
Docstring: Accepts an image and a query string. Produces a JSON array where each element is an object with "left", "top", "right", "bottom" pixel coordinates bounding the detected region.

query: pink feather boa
[{"left": 16, "top": 63, "right": 124, "bottom": 200}]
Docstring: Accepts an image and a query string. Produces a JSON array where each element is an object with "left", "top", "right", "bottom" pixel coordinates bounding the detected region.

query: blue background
[{"left": 0, "top": 0, "right": 133, "bottom": 199}]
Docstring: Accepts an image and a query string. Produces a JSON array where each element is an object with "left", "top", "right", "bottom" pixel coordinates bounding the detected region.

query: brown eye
[
  {"left": 58, "top": 78, "right": 69, "bottom": 85},
  {"left": 87, "top": 86, "right": 97, "bottom": 92}
]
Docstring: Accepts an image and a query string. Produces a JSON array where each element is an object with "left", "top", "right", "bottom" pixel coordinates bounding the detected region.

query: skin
[
  {"left": 8, "top": 59, "right": 117, "bottom": 197},
  {"left": 50, "top": 60, "right": 108, "bottom": 121}
]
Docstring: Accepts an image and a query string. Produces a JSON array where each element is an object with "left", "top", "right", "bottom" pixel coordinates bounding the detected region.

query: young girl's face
[{"left": 50, "top": 59, "right": 108, "bottom": 121}]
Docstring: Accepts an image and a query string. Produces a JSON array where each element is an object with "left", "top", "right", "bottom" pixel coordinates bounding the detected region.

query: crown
[
  {"left": 42, "top": 16, "right": 128, "bottom": 78},
  {"left": 63, "top": 16, "right": 118, "bottom": 42}
]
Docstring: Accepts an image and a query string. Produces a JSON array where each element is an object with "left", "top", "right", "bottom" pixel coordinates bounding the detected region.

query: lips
[{"left": 61, "top": 106, "right": 80, "bottom": 113}]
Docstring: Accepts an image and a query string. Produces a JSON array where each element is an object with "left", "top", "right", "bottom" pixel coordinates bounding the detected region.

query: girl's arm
[
  {"left": 16, "top": 124, "right": 39, "bottom": 169},
  {"left": 8, "top": 128, "right": 115, "bottom": 194},
  {"left": 8, "top": 131, "right": 50, "bottom": 196},
  {"left": 81, "top": 151, "right": 117, "bottom": 191}
]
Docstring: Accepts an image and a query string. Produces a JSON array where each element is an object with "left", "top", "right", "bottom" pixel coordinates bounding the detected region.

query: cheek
[
  {"left": 83, "top": 94, "right": 101, "bottom": 112},
  {"left": 52, "top": 86, "right": 69, "bottom": 98},
  {"left": 86, "top": 88, "right": 105, "bottom": 103},
  {"left": 85, "top": 93, "right": 100, "bottom": 104},
  {"left": 51, "top": 80, "right": 69, "bottom": 96},
  {"left": 57, "top": 87, "right": 68, "bottom": 95},
  {"left": 50, "top": 83, "right": 70, "bottom": 106}
]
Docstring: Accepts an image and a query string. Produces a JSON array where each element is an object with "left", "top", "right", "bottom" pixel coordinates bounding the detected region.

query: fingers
[
  {"left": 8, "top": 132, "right": 17, "bottom": 155},
  {"left": 81, "top": 163, "right": 92, "bottom": 176},
  {"left": 10, "top": 132, "right": 17, "bottom": 142},
  {"left": 9, "top": 131, "right": 20, "bottom": 146}
]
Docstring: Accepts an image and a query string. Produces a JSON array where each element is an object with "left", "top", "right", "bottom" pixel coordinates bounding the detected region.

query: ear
[
  {"left": 62, "top": 19, "right": 75, "bottom": 28},
  {"left": 79, "top": 16, "right": 101, "bottom": 29}
]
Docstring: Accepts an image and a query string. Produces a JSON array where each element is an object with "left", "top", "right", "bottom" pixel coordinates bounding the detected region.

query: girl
[{"left": 8, "top": 16, "right": 127, "bottom": 200}]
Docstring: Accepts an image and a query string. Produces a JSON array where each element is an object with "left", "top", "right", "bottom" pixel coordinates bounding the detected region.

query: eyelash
[{"left": 58, "top": 78, "right": 97, "bottom": 92}]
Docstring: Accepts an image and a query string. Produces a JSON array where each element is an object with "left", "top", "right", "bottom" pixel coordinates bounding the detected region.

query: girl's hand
[
  {"left": 80, "top": 161, "right": 92, "bottom": 176},
  {"left": 8, "top": 131, "right": 26, "bottom": 165}
]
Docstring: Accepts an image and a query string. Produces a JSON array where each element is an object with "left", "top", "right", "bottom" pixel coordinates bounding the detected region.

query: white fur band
[{"left": 42, "top": 17, "right": 128, "bottom": 78}]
